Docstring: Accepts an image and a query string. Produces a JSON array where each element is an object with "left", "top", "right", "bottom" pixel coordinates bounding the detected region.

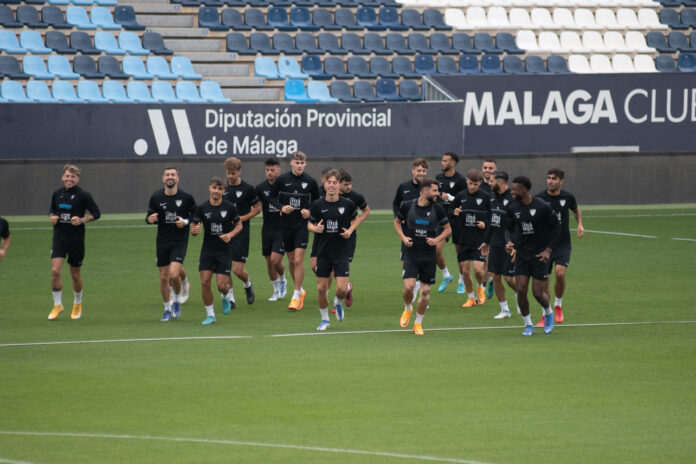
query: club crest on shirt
[
  {"left": 175, "top": 200, "right": 182, "bottom": 207},
  {"left": 476, "top": 198, "right": 482, "bottom": 205},
  {"left": 301, "top": 182, "right": 308, "bottom": 189},
  {"left": 530, "top": 209, "right": 536, "bottom": 216},
  {"left": 449, "top": 181, "right": 455, "bottom": 189},
  {"left": 426, "top": 211, "right": 431, "bottom": 216},
  {"left": 338, "top": 207, "right": 345, "bottom": 214},
  {"left": 560, "top": 199, "right": 566, "bottom": 207},
  {"left": 221, "top": 211, "right": 228, "bottom": 218},
  {"left": 71, "top": 195, "right": 75, "bottom": 199},
  {"left": 236, "top": 191, "right": 242, "bottom": 198},
  {"left": 503, "top": 199, "right": 509, "bottom": 206}
]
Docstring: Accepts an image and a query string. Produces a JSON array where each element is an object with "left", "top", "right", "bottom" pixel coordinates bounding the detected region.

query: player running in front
[
  {"left": 190, "top": 177, "right": 242, "bottom": 325},
  {"left": 394, "top": 179, "right": 451, "bottom": 335},
  {"left": 535, "top": 168, "right": 584, "bottom": 326},
  {"left": 490, "top": 176, "right": 560, "bottom": 336},
  {"left": 308, "top": 170, "right": 360, "bottom": 331},
  {"left": 48, "top": 164, "right": 100, "bottom": 321},
  {"left": 146, "top": 166, "right": 196, "bottom": 322},
  {"left": 0, "top": 216, "right": 10, "bottom": 263}
]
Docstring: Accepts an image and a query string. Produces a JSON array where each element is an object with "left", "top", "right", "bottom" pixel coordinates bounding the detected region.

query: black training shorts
[
  {"left": 514, "top": 254, "right": 549, "bottom": 281},
  {"left": 316, "top": 255, "right": 350, "bottom": 278},
  {"left": 457, "top": 246, "right": 486, "bottom": 263},
  {"left": 488, "top": 245, "right": 514, "bottom": 277},
  {"left": 261, "top": 228, "right": 285, "bottom": 256},
  {"left": 198, "top": 248, "right": 233, "bottom": 275},
  {"left": 282, "top": 224, "right": 309, "bottom": 252},
  {"left": 51, "top": 238, "right": 85, "bottom": 268},
  {"left": 548, "top": 245, "right": 571, "bottom": 271},
  {"left": 403, "top": 252, "right": 436, "bottom": 285},
  {"left": 156, "top": 240, "right": 187, "bottom": 267},
  {"left": 231, "top": 234, "right": 250, "bottom": 263}
]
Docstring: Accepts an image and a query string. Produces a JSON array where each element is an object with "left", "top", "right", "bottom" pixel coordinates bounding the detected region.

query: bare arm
[
  {"left": 574, "top": 207, "right": 585, "bottom": 238},
  {"left": 0, "top": 235, "right": 10, "bottom": 261},
  {"left": 241, "top": 202, "right": 261, "bottom": 223}
]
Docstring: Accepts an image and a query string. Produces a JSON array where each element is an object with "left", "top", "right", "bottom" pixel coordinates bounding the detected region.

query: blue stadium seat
[
  {"left": 392, "top": 56, "right": 419, "bottom": 78},
  {"left": 474, "top": 33, "right": 502, "bottom": 54},
  {"left": 96, "top": 0, "right": 118, "bottom": 7},
  {"left": 42, "top": 6, "right": 71, "bottom": 29},
  {"left": 221, "top": 9, "right": 249, "bottom": 30},
  {"left": 91, "top": 6, "right": 121, "bottom": 30},
  {"left": 0, "top": 56, "right": 29, "bottom": 78},
  {"left": 342, "top": 32, "right": 368, "bottom": 55},
  {"left": 200, "top": 80, "right": 231, "bottom": 103},
  {"left": 254, "top": 56, "right": 281, "bottom": 79},
  {"left": 459, "top": 54, "right": 480, "bottom": 74},
  {"left": 176, "top": 81, "right": 208, "bottom": 103},
  {"left": 52, "top": 81, "right": 84, "bottom": 103},
  {"left": 656, "top": 55, "right": 676, "bottom": 72},
  {"left": 226, "top": 33, "right": 255, "bottom": 54},
  {"left": 300, "top": 55, "right": 330, "bottom": 79},
  {"left": 312, "top": 9, "right": 340, "bottom": 30},
  {"left": 171, "top": 55, "right": 203, "bottom": 79},
  {"left": 95, "top": 31, "right": 125, "bottom": 54},
  {"left": 278, "top": 56, "right": 308, "bottom": 79},
  {"left": 376, "top": 78, "right": 405, "bottom": 102},
  {"left": 430, "top": 33, "right": 457, "bottom": 54},
  {"left": 659, "top": 9, "right": 687, "bottom": 29},
  {"left": 401, "top": 9, "right": 428, "bottom": 31},
  {"left": 408, "top": 32, "right": 436, "bottom": 54},
  {"left": 335, "top": 8, "right": 361, "bottom": 30},
  {"left": 73, "top": 0, "right": 96, "bottom": 5},
  {"left": 27, "top": 81, "right": 59, "bottom": 103},
  {"left": 290, "top": 7, "right": 319, "bottom": 31},
  {"left": 379, "top": 6, "right": 407, "bottom": 30},
  {"left": 647, "top": 32, "right": 676, "bottom": 53},
  {"left": 1, "top": 81, "right": 32, "bottom": 102},
  {"left": 123, "top": 56, "right": 154, "bottom": 79},
  {"left": 142, "top": 31, "right": 172, "bottom": 55},
  {"left": 46, "top": 31, "right": 76, "bottom": 53},
  {"left": 114, "top": 5, "right": 144, "bottom": 30},
  {"left": 370, "top": 56, "right": 398, "bottom": 78},
  {"left": 77, "top": 80, "right": 109, "bottom": 103},
  {"left": 48, "top": 0, "right": 71, "bottom": 5},
  {"left": 357, "top": 7, "right": 385, "bottom": 30},
  {"left": 668, "top": 32, "right": 696, "bottom": 52},
  {"left": 386, "top": 32, "right": 413, "bottom": 54},
  {"left": 147, "top": 56, "right": 177, "bottom": 79},
  {"left": 152, "top": 81, "right": 183, "bottom": 103},
  {"left": 296, "top": 32, "right": 322, "bottom": 53},
  {"left": 678, "top": 52, "right": 696, "bottom": 71},
  {"left": 353, "top": 80, "right": 381, "bottom": 102},
  {"left": 127, "top": 81, "right": 158, "bottom": 103},
  {"left": 0, "top": 30, "right": 27, "bottom": 53},
  {"left": 199, "top": 6, "right": 227, "bottom": 30},
  {"left": 273, "top": 32, "right": 301, "bottom": 54},
  {"left": 0, "top": 6, "right": 22, "bottom": 28},
  {"left": 98, "top": 55, "right": 129, "bottom": 79},
  {"left": 503, "top": 55, "right": 525, "bottom": 73},
  {"left": 547, "top": 55, "right": 569, "bottom": 73},
  {"left": 267, "top": 7, "right": 296, "bottom": 31},
  {"left": 436, "top": 56, "right": 458, "bottom": 74},
  {"left": 119, "top": 31, "right": 149, "bottom": 55},
  {"left": 423, "top": 9, "right": 451, "bottom": 30},
  {"left": 330, "top": 81, "right": 360, "bottom": 102},
  {"left": 284, "top": 79, "right": 315, "bottom": 103},
  {"left": 324, "top": 56, "right": 352, "bottom": 78},
  {"left": 452, "top": 33, "right": 478, "bottom": 54},
  {"left": 20, "top": 30, "right": 51, "bottom": 53},
  {"left": 23, "top": 56, "right": 54, "bottom": 79},
  {"left": 363, "top": 32, "right": 390, "bottom": 54},
  {"left": 347, "top": 56, "right": 377, "bottom": 78},
  {"left": 682, "top": 9, "right": 696, "bottom": 28},
  {"left": 17, "top": 5, "right": 48, "bottom": 28},
  {"left": 70, "top": 31, "right": 100, "bottom": 54},
  {"left": 318, "top": 32, "right": 347, "bottom": 54},
  {"left": 657, "top": 0, "right": 681, "bottom": 5},
  {"left": 245, "top": 8, "right": 273, "bottom": 30},
  {"left": 250, "top": 32, "right": 278, "bottom": 54},
  {"left": 525, "top": 55, "right": 547, "bottom": 74},
  {"left": 496, "top": 32, "right": 523, "bottom": 54},
  {"left": 307, "top": 81, "right": 339, "bottom": 103},
  {"left": 399, "top": 80, "right": 421, "bottom": 101},
  {"left": 48, "top": 56, "right": 80, "bottom": 79},
  {"left": 414, "top": 54, "right": 436, "bottom": 75}
]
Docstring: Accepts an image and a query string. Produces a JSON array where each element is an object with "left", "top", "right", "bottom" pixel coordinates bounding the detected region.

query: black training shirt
[
  {"left": 484, "top": 188, "right": 514, "bottom": 248},
  {"left": 505, "top": 197, "right": 561, "bottom": 259},
  {"left": 536, "top": 190, "right": 578, "bottom": 247},
  {"left": 192, "top": 200, "right": 240, "bottom": 253},
  {"left": 397, "top": 199, "right": 449, "bottom": 256},
  {"left": 451, "top": 188, "right": 491, "bottom": 248},
  {"left": 255, "top": 179, "right": 282, "bottom": 233},
  {"left": 392, "top": 180, "right": 420, "bottom": 216},
  {"left": 269, "top": 171, "right": 320, "bottom": 228},
  {"left": 0, "top": 217, "right": 9, "bottom": 239},
  {"left": 49, "top": 185, "right": 100, "bottom": 242},
  {"left": 223, "top": 180, "right": 259, "bottom": 236},
  {"left": 436, "top": 172, "right": 467, "bottom": 212},
  {"left": 340, "top": 189, "right": 367, "bottom": 240},
  {"left": 309, "top": 197, "right": 358, "bottom": 259},
  {"left": 146, "top": 188, "right": 196, "bottom": 243}
]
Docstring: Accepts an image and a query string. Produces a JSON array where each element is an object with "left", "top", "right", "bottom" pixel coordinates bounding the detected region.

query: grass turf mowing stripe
[{"left": 0, "top": 431, "right": 493, "bottom": 464}]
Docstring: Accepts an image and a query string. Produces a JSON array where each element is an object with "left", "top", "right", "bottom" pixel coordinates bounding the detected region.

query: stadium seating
[
  {"left": 0, "top": 6, "right": 22, "bottom": 28},
  {"left": 402, "top": 9, "right": 428, "bottom": 30},
  {"left": 147, "top": 56, "right": 178, "bottom": 79},
  {"left": 370, "top": 56, "right": 398, "bottom": 78},
  {"left": 48, "top": 56, "right": 80, "bottom": 79},
  {"left": 525, "top": 55, "right": 547, "bottom": 74},
  {"left": 295, "top": 32, "right": 322, "bottom": 53},
  {"left": 330, "top": 81, "right": 360, "bottom": 102},
  {"left": 547, "top": 55, "right": 570, "bottom": 73},
  {"left": 142, "top": 31, "right": 173, "bottom": 55},
  {"left": 364, "top": 32, "right": 390, "bottom": 54},
  {"left": 436, "top": 56, "right": 458, "bottom": 74},
  {"left": 634, "top": 54, "right": 657, "bottom": 72},
  {"left": 301, "top": 55, "right": 329, "bottom": 79},
  {"left": 176, "top": 81, "right": 208, "bottom": 103},
  {"left": 66, "top": 6, "right": 97, "bottom": 29},
  {"left": 119, "top": 31, "right": 149, "bottom": 55},
  {"left": 648, "top": 31, "right": 676, "bottom": 53},
  {"left": 612, "top": 54, "right": 635, "bottom": 73},
  {"left": 255, "top": 56, "right": 280, "bottom": 79},
  {"left": 347, "top": 56, "right": 376, "bottom": 78},
  {"left": 114, "top": 5, "right": 144, "bottom": 30},
  {"left": 324, "top": 56, "right": 352, "bottom": 78},
  {"left": 98, "top": 55, "right": 129, "bottom": 79},
  {"left": 335, "top": 8, "right": 361, "bottom": 30},
  {"left": 678, "top": 52, "right": 696, "bottom": 71},
  {"left": 17, "top": 5, "right": 48, "bottom": 28},
  {"left": 23, "top": 55, "right": 54, "bottom": 79},
  {"left": 307, "top": 81, "right": 338, "bottom": 103},
  {"left": 103, "top": 80, "right": 134, "bottom": 103},
  {"left": 481, "top": 54, "right": 502, "bottom": 74},
  {"left": 70, "top": 31, "right": 100, "bottom": 54},
  {"left": 414, "top": 54, "right": 436, "bottom": 75},
  {"left": 284, "top": 79, "right": 315, "bottom": 103},
  {"left": 226, "top": 33, "right": 255, "bottom": 54},
  {"left": 319, "top": 32, "right": 347, "bottom": 54},
  {"left": 669, "top": 31, "right": 696, "bottom": 52},
  {"left": 95, "top": 31, "right": 124, "bottom": 54},
  {"left": 430, "top": 33, "right": 457, "bottom": 54},
  {"left": 342, "top": 32, "right": 369, "bottom": 54},
  {"left": 503, "top": 55, "right": 525, "bottom": 74},
  {"left": 1, "top": 81, "right": 32, "bottom": 102},
  {"left": 290, "top": 7, "right": 319, "bottom": 31},
  {"left": 568, "top": 54, "right": 591, "bottom": 73},
  {"left": 312, "top": 9, "right": 339, "bottom": 30},
  {"left": 278, "top": 56, "right": 308, "bottom": 79},
  {"left": 392, "top": 56, "right": 420, "bottom": 78},
  {"left": 199, "top": 7, "right": 227, "bottom": 30},
  {"left": 656, "top": 54, "right": 677, "bottom": 72},
  {"left": 399, "top": 80, "right": 421, "bottom": 101},
  {"left": 78, "top": 80, "right": 110, "bottom": 103},
  {"left": 91, "top": 6, "right": 121, "bottom": 30},
  {"left": 123, "top": 56, "right": 154, "bottom": 79},
  {"left": 41, "top": 6, "right": 71, "bottom": 29},
  {"left": 20, "top": 30, "right": 51, "bottom": 53},
  {"left": 353, "top": 80, "right": 382, "bottom": 102},
  {"left": 127, "top": 81, "right": 158, "bottom": 103},
  {"left": 452, "top": 33, "right": 477, "bottom": 53},
  {"left": 474, "top": 32, "right": 502, "bottom": 54},
  {"left": 171, "top": 56, "right": 202, "bottom": 79},
  {"left": 423, "top": 9, "right": 451, "bottom": 30},
  {"left": 152, "top": 81, "right": 182, "bottom": 103},
  {"left": 199, "top": 80, "right": 231, "bottom": 103},
  {"left": 27, "top": 81, "right": 59, "bottom": 103},
  {"left": 250, "top": 32, "right": 278, "bottom": 55},
  {"left": 245, "top": 8, "right": 272, "bottom": 30},
  {"left": 0, "top": 30, "right": 26, "bottom": 53},
  {"left": 46, "top": 31, "right": 75, "bottom": 54},
  {"left": 221, "top": 9, "right": 248, "bottom": 30},
  {"left": 375, "top": 78, "right": 404, "bottom": 102},
  {"left": 386, "top": 32, "right": 412, "bottom": 54},
  {"left": 0, "top": 56, "right": 28, "bottom": 78},
  {"left": 53, "top": 80, "right": 84, "bottom": 103},
  {"left": 380, "top": 6, "right": 407, "bottom": 30}
]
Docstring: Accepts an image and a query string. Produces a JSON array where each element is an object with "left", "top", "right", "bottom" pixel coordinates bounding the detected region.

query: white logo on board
[{"left": 136, "top": 109, "right": 197, "bottom": 156}]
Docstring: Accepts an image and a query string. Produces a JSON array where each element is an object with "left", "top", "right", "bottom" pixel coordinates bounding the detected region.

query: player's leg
[
  {"left": 316, "top": 267, "right": 330, "bottom": 330},
  {"left": 413, "top": 282, "right": 431, "bottom": 335},
  {"left": 159, "top": 265, "right": 173, "bottom": 321},
  {"left": 331, "top": 256, "right": 350, "bottom": 320},
  {"left": 484, "top": 257, "right": 494, "bottom": 300},
  {"left": 233, "top": 260, "right": 255, "bottom": 305},
  {"left": 169, "top": 261, "right": 184, "bottom": 319},
  {"left": 66, "top": 242, "right": 84, "bottom": 320},
  {"left": 473, "top": 259, "right": 486, "bottom": 304},
  {"left": 199, "top": 269, "right": 216, "bottom": 325},
  {"left": 436, "top": 240, "right": 453, "bottom": 293},
  {"left": 49, "top": 256, "right": 66, "bottom": 320},
  {"left": 515, "top": 273, "right": 535, "bottom": 336},
  {"left": 272, "top": 250, "right": 287, "bottom": 298},
  {"left": 491, "top": 273, "right": 511, "bottom": 318},
  {"left": 459, "top": 257, "right": 476, "bottom": 307},
  {"left": 289, "top": 226, "right": 308, "bottom": 310},
  {"left": 553, "top": 263, "right": 567, "bottom": 322},
  {"left": 344, "top": 238, "right": 356, "bottom": 307},
  {"left": 400, "top": 276, "right": 416, "bottom": 328},
  {"left": 531, "top": 272, "right": 554, "bottom": 334}
]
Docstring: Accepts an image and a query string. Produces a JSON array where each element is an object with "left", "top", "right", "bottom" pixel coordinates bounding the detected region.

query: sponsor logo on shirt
[
  {"left": 522, "top": 222, "right": 534, "bottom": 234},
  {"left": 59, "top": 203, "right": 72, "bottom": 210}
]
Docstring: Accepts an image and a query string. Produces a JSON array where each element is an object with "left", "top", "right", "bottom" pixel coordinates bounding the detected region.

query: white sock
[
  {"left": 499, "top": 301, "right": 509, "bottom": 312},
  {"left": 292, "top": 289, "right": 300, "bottom": 300},
  {"left": 555, "top": 297, "right": 563, "bottom": 307},
  {"left": 334, "top": 296, "right": 340, "bottom": 305},
  {"left": 488, "top": 275, "right": 493, "bottom": 284},
  {"left": 181, "top": 277, "right": 188, "bottom": 292},
  {"left": 271, "top": 278, "right": 279, "bottom": 292},
  {"left": 415, "top": 313, "right": 424, "bottom": 324},
  {"left": 458, "top": 274, "right": 464, "bottom": 284},
  {"left": 244, "top": 279, "right": 252, "bottom": 289},
  {"left": 412, "top": 281, "right": 420, "bottom": 303},
  {"left": 73, "top": 291, "right": 82, "bottom": 304},
  {"left": 164, "top": 301, "right": 171, "bottom": 312},
  {"left": 405, "top": 302, "right": 413, "bottom": 311},
  {"left": 171, "top": 293, "right": 179, "bottom": 304},
  {"left": 319, "top": 307, "right": 329, "bottom": 321},
  {"left": 280, "top": 273, "right": 286, "bottom": 283},
  {"left": 468, "top": 292, "right": 475, "bottom": 299},
  {"left": 477, "top": 283, "right": 484, "bottom": 291},
  {"left": 52, "top": 291, "right": 62, "bottom": 306},
  {"left": 441, "top": 267, "right": 451, "bottom": 279},
  {"left": 543, "top": 306, "right": 553, "bottom": 316},
  {"left": 205, "top": 304, "right": 215, "bottom": 317},
  {"left": 226, "top": 289, "right": 235, "bottom": 302},
  {"left": 522, "top": 315, "right": 532, "bottom": 326}
]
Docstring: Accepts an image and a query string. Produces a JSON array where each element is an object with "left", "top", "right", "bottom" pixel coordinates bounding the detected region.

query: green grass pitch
[{"left": 1, "top": 205, "right": 695, "bottom": 463}]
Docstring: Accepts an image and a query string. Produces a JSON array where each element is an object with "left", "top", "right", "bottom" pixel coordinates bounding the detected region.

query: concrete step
[
  {"left": 194, "top": 63, "right": 249, "bottom": 76},
  {"left": 132, "top": 4, "right": 181, "bottom": 13},
  {"left": 216, "top": 77, "right": 270, "bottom": 87},
  {"left": 184, "top": 52, "right": 238, "bottom": 62},
  {"left": 138, "top": 14, "right": 193, "bottom": 27},
  {"left": 123, "top": 0, "right": 169, "bottom": 3},
  {"left": 164, "top": 39, "right": 222, "bottom": 52},
  {"left": 223, "top": 88, "right": 281, "bottom": 101},
  {"left": 150, "top": 27, "right": 210, "bottom": 38}
]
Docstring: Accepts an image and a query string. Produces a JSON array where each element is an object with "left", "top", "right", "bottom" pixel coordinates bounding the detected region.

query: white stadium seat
[
  {"left": 553, "top": 8, "right": 577, "bottom": 29},
  {"left": 583, "top": 31, "right": 612, "bottom": 53},
  {"left": 625, "top": 31, "right": 655, "bottom": 53},
  {"left": 531, "top": 8, "right": 559, "bottom": 30},
  {"left": 561, "top": 31, "right": 590, "bottom": 53},
  {"left": 612, "top": 54, "right": 635, "bottom": 73},
  {"left": 595, "top": 8, "right": 623, "bottom": 30},
  {"left": 633, "top": 54, "right": 657, "bottom": 72},
  {"left": 603, "top": 31, "right": 632, "bottom": 53},
  {"left": 444, "top": 9, "right": 472, "bottom": 30},
  {"left": 515, "top": 30, "right": 539, "bottom": 52},
  {"left": 538, "top": 31, "right": 565, "bottom": 53},
  {"left": 487, "top": 7, "right": 510, "bottom": 29},
  {"left": 616, "top": 9, "right": 644, "bottom": 30},
  {"left": 568, "top": 54, "right": 591, "bottom": 73},
  {"left": 574, "top": 8, "right": 602, "bottom": 30},
  {"left": 466, "top": 7, "right": 489, "bottom": 29},
  {"left": 638, "top": 8, "right": 668, "bottom": 29},
  {"left": 590, "top": 54, "right": 613, "bottom": 73},
  {"left": 509, "top": 8, "right": 535, "bottom": 29}
]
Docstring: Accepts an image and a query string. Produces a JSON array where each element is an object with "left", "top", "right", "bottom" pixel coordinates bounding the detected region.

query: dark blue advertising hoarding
[
  {"left": 431, "top": 72, "right": 696, "bottom": 155},
  {"left": 0, "top": 102, "right": 464, "bottom": 160}
]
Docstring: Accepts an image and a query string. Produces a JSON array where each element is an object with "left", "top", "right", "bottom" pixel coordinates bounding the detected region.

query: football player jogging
[
  {"left": 435, "top": 152, "right": 467, "bottom": 294},
  {"left": 146, "top": 167, "right": 196, "bottom": 321},
  {"left": 0, "top": 216, "right": 10, "bottom": 262},
  {"left": 48, "top": 165, "right": 100, "bottom": 321},
  {"left": 486, "top": 176, "right": 560, "bottom": 336},
  {"left": 255, "top": 158, "right": 288, "bottom": 301},
  {"left": 309, "top": 167, "right": 331, "bottom": 277},
  {"left": 535, "top": 168, "right": 584, "bottom": 326},
  {"left": 480, "top": 158, "right": 497, "bottom": 299},
  {"left": 452, "top": 169, "right": 491, "bottom": 308},
  {"left": 395, "top": 179, "right": 451, "bottom": 335},
  {"left": 190, "top": 177, "right": 242, "bottom": 325},
  {"left": 222, "top": 157, "right": 260, "bottom": 311},
  {"left": 308, "top": 170, "right": 360, "bottom": 331},
  {"left": 269, "top": 151, "right": 320, "bottom": 311},
  {"left": 480, "top": 171, "right": 519, "bottom": 319}
]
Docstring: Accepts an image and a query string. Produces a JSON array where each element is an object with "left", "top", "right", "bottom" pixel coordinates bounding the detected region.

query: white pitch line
[
  {"left": 582, "top": 229, "right": 657, "bottom": 239},
  {"left": 671, "top": 237, "right": 696, "bottom": 242},
  {"left": 0, "top": 458, "right": 41, "bottom": 464},
  {"left": 0, "top": 335, "right": 251, "bottom": 348},
  {"left": 0, "top": 431, "right": 491, "bottom": 464}
]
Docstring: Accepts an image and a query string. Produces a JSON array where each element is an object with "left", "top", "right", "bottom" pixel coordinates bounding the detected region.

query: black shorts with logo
[
  {"left": 310, "top": 234, "right": 319, "bottom": 258},
  {"left": 156, "top": 240, "right": 187, "bottom": 267},
  {"left": 51, "top": 238, "right": 85, "bottom": 268},
  {"left": 282, "top": 224, "right": 309, "bottom": 252},
  {"left": 514, "top": 254, "right": 549, "bottom": 281},
  {"left": 457, "top": 246, "right": 486, "bottom": 263},
  {"left": 261, "top": 228, "right": 285, "bottom": 256},
  {"left": 548, "top": 244, "right": 571, "bottom": 271},
  {"left": 488, "top": 245, "right": 514, "bottom": 277},
  {"left": 403, "top": 252, "right": 436, "bottom": 285},
  {"left": 231, "top": 234, "right": 250, "bottom": 263},
  {"left": 198, "top": 248, "right": 233, "bottom": 275},
  {"left": 316, "top": 255, "right": 350, "bottom": 278}
]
